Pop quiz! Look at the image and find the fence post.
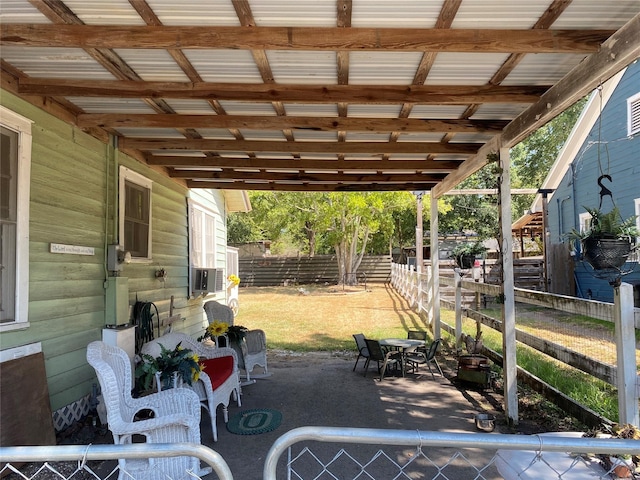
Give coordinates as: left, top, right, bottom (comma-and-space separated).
455, 271, 463, 350
614, 282, 639, 426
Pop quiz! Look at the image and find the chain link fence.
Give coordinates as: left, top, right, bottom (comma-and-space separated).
0, 443, 233, 480
2, 428, 639, 479
265, 427, 640, 480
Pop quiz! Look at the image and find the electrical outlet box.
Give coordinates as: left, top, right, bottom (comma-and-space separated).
105, 277, 129, 327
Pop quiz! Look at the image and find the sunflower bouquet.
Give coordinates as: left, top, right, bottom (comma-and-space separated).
197, 320, 248, 344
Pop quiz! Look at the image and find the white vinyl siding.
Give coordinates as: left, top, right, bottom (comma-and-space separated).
0, 106, 32, 330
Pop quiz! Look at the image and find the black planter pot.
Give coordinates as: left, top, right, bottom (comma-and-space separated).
582, 237, 632, 270
455, 254, 476, 269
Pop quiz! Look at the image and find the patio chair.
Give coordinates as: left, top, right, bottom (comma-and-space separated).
238, 329, 268, 382
363, 338, 402, 381
407, 330, 428, 354
204, 300, 235, 326
352, 333, 370, 371
406, 338, 443, 379
140, 332, 242, 442
87, 341, 210, 479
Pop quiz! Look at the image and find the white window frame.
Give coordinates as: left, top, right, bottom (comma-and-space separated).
628, 91, 640, 136
119, 166, 152, 262
189, 201, 218, 269
578, 211, 592, 234
634, 198, 640, 261
0, 106, 32, 331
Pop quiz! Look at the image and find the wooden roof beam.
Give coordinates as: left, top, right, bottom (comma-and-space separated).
122, 138, 479, 154
169, 170, 448, 183
2, 25, 611, 53
146, 156, 462, 170
19, 80, 547, 103
78, 113, 508, 133
186, 181, 439, 192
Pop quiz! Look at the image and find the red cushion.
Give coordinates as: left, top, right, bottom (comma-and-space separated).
200, 356, 234, 389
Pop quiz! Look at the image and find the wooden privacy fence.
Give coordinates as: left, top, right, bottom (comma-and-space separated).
239, 255, 392, 287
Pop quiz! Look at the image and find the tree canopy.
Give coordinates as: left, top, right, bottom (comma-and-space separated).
228, 99, 587, 268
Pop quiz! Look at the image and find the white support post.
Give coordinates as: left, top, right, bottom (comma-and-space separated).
416, 193, 423, 274
430, 194, 441, 340
614, 282, 639, 426
455, 271, 463, 351
499, 147, 519, 425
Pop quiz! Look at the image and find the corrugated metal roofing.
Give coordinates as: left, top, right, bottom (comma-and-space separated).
1, 0, 638, 193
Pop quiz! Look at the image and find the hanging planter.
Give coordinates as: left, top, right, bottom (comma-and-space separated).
582, 237, 632, 270
569, 207, 638, 271
450, 242, 486, 270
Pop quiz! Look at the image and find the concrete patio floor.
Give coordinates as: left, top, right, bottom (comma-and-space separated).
203, 348, 508, 479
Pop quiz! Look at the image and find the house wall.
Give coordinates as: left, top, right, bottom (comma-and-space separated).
0, 90, 228, 415
546, 60, 640, 302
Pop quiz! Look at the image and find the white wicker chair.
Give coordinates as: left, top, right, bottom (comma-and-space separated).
204, 300, 235, 325
86, 341, 208, 479
237, 329, 268, 382
140, 332, 242, 441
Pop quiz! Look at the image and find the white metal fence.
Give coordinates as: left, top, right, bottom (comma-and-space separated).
263, 427, 640, 480
0, 443, 233, 480
3, 429, 639, 479
390, 261, 640, 425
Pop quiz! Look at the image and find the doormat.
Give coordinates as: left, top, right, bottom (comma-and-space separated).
227, 409, 282, 435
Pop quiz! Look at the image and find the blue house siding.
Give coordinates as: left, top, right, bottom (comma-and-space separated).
546, 59, 640, 302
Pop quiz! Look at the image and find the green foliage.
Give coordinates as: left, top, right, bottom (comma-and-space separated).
135, 342, 201, 391
449, 241, 486, 258
511, 98, 587, 187
568, 206, 639, 242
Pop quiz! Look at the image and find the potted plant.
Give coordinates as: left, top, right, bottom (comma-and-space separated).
569, 206, 638, 270
135, 342, 202, 392
450, 241, 486, 269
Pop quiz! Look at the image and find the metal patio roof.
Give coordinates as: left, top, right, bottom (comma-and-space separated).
1, 1, 639, 195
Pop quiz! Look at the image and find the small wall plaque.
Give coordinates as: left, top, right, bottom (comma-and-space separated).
49, 243, 95, 256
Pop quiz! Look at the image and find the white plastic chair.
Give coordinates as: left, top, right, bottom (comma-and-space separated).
87, 341, 209, 479
140, 332, 242, 441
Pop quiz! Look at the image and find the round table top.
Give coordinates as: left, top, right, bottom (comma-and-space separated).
380, 338, 424, 348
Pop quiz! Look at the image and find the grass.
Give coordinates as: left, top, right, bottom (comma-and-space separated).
235, 284, 620, 422
235, 284, 430, 351
454, 315, 619, 422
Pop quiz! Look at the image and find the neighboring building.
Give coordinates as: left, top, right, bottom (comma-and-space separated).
0, 89, 250, 439
524, 58, 640, 302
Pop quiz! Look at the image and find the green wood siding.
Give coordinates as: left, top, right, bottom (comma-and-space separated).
1, 90, 228, 413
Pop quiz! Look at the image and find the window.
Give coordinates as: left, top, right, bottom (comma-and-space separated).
0, 107, 32, 329
189, 201, 224, 294
119, 166, 152, 260
189, 202, 217, 268
628, 92, 640, 136
633, 198, 640, 262
578, 211, 592, 234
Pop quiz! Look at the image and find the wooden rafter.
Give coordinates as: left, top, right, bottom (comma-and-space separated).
146, 156, 462, 171
18, 80, 547, 103
1, 24, 612, 53
169, 170, 448, 183
77, 114, 508, 133
185, 181, 441, 192
122, 138, 479, 154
